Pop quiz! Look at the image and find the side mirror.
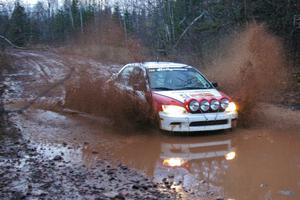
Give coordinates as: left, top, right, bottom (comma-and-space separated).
111, 73, 118, 80
107, 73, 118, 84
212, 82, 218, 88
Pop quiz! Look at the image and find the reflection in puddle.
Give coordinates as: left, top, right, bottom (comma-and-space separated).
154, 139, 235, 198
14, 109, 300, 200
160, 140, 235, 162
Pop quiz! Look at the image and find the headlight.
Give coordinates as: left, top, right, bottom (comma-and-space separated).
210, 99, 220, 111
189, 100, 200, 112
162, 105, 187, 115
220, 98, 230, 109
200, 100, 210, 112
225, 102, 237, 112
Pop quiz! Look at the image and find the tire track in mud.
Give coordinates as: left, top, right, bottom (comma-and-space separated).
4, 49, 117, 113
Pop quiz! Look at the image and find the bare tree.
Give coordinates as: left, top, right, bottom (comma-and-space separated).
173, 12, 205, 49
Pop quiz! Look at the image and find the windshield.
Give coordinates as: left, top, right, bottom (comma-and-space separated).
148, 67, 213, 91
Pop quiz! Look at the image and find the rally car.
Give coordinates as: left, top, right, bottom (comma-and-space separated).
109, 62, 238, 132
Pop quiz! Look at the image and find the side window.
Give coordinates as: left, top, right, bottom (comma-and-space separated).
117, 66, 134, 86
117, 66, 147, 91
128, 67, 145, 87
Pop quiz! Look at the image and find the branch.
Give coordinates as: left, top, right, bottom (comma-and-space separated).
0, 35, 25, 49
173, 12, 205, 49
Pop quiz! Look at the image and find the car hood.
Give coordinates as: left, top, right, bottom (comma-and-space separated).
153, 89, 222, 103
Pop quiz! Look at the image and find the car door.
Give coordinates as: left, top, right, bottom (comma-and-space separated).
114, 65, 148, 102
114, 65, 134, 91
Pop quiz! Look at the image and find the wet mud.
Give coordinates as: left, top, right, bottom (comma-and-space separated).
1, 49, 300, 200
0, 129, 177, 200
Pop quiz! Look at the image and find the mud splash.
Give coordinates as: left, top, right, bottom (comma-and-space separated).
63, 23, 292, 129
206, 23, 288, 126
64, 71, 156, 130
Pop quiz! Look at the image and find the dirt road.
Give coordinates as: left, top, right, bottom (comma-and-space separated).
1, 49, 300, 200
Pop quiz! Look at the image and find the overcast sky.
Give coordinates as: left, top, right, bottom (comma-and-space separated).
0, 0, 120, 7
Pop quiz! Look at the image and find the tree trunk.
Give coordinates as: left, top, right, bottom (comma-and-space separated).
79, 3, 83, 33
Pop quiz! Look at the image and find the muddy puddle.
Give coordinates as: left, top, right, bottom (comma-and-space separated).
3, 49, 300, 199
9, 108, 300, 200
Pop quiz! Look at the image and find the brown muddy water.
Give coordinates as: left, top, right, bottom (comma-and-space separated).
3, 44, 299, 199
9, 107, 300, 200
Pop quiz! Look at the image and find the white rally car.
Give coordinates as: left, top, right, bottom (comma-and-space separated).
109, 62, 238, 132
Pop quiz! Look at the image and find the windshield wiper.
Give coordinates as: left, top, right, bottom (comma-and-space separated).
152, 87, 174, 91
176, 86, 208, 90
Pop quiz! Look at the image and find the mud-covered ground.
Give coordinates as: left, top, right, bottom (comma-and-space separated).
0, 50, 180, 200
0, 118, 181, 200
1, 49, 300, 200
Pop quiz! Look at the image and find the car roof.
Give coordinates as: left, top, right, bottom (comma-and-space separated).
127, 62, 190, 69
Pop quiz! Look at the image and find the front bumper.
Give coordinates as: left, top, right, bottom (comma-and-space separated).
159, 111, 238, 132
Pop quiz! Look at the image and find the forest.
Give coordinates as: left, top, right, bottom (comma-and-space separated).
1, 0, 300, 66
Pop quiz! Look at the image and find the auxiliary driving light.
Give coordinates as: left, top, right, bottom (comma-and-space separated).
210, 99, 220, 111
220, 98, 230, 109
200, 100, 210, 112
189, 100, 200, 112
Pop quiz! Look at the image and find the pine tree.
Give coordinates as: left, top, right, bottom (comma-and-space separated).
8, 2, 29, 46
